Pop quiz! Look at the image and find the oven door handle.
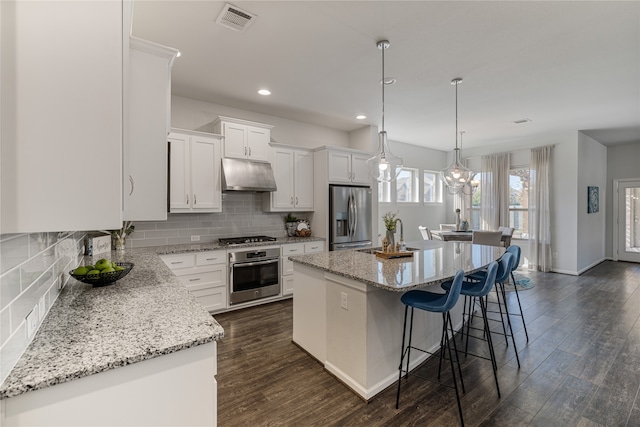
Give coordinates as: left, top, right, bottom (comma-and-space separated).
232, 259, 279, 268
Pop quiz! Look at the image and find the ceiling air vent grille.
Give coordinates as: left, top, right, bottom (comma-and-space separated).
216, 4, 256, 32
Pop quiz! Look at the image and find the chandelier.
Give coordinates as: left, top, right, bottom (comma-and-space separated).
366, 40, 402, 183
439, 78, 476, 195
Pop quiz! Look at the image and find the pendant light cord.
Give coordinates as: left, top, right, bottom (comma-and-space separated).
381, 43, 385, 134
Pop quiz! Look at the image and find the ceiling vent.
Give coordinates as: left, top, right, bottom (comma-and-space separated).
216, 4, 256, 32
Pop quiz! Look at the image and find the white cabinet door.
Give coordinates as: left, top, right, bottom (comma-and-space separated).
125, 37, 178, 221
168, 131, 222, 213
191, 137, 220, 211
247, 127, 270, 162
168, 134, 190, 211
222, 122, 247, 160
271, 148, 295, 210
327, 151, 353, 184
294, 150, 314, 210
350, 153, 372, 185
1, 0, 126, 233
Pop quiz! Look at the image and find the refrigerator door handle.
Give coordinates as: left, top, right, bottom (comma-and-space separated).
348, 193, 355, 236
352, 191, 358, 238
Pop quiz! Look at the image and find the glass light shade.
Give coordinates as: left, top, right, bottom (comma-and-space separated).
440, 149, 474, 193
367, 131, 403, 183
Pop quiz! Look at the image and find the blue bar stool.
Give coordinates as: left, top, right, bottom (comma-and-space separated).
441, 260, 501, 398
395, 270, 466, 426
467, 252, 521, 368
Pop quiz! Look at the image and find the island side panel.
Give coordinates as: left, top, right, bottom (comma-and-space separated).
3, 342, 217, 426
292, 264, 327, 363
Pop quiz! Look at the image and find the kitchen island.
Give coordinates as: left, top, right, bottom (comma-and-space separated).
0, 248, 223, 426
289, 240, 504, 400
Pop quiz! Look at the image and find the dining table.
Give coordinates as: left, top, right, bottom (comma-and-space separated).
431, 229, 512, 247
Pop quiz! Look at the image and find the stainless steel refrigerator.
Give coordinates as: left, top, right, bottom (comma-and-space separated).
329, 185, 372, 251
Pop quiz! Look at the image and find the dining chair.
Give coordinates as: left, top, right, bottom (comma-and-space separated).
440, 224, 457, 231
472, 230, 502, 246
498, 226, 514, 247
418, 226, 432, 240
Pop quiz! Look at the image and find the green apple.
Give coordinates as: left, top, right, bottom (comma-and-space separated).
95, 259, 112, 271
100, 267, 115, 274
72, 266, 90, 276
114, 265, 124, 271
86, 269, 101, 278
111, 261, 117, 268
84, 265, 95, 271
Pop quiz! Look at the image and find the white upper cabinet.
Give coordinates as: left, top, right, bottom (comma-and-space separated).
212, 116, 272, 162
168, 130, 222, 213
124, 37, 179, 221
327, 150, 371, 185
265, 144, 313, 212
1, 0, 129, 232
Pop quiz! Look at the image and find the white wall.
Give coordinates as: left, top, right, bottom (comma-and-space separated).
576, 132, 608, 273
605, 142, 640, 258
171, 95, 350, 149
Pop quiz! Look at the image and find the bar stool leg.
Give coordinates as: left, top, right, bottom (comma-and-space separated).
494, 287, 509, 345
395, 306, 409, 409
497, 282, 521, 368
479, 297, 501, 397
447, 310, 465, 394
443, 312, 465, 427
510, 271, 529, 342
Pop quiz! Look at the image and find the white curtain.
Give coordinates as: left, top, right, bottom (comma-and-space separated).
480, 153, 510, 230
529, 146, 552, 272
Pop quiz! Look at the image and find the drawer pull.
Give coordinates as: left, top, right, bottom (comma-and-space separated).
171, 261, 184, 265
189, 278, 201, 282
290, 249, 298, 252
206, 258, 217, 261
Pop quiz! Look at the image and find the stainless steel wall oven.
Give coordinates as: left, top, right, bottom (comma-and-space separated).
227, 247, 280, 305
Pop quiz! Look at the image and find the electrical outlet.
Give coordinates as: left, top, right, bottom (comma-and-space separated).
26, 305, 39, 339
191, 235, 200, 242
552, 252, 558, 259
38, 296, 46, 321
341, 292, 348, 310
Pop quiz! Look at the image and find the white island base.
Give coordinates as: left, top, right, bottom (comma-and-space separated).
293, 264, 464, 400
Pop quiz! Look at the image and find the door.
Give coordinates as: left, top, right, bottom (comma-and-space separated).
222, 122, 247, 159
350, 153, 372, 185
327, 151, 353, 184
351, 186, 373, 243
271, 148, 294, 210
191, 137, 221, 211
246, 127, 270, 162
294, 150, 314, 209
168, 134, 190, 211
330, 186, 352, 246
616, 179, 640, 263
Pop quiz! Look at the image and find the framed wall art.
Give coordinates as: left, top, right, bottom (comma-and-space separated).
588, 186, 599, 213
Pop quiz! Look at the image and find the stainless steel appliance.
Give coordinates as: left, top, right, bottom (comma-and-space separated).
329, 184, 373, 251
218, 235, 277, 245
225, 243, 280, 305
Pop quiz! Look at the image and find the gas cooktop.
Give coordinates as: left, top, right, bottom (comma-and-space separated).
218, 236, 277, 245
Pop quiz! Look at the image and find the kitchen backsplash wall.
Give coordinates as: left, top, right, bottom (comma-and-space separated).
0, 231, 84, 384
129, 192, 314, 248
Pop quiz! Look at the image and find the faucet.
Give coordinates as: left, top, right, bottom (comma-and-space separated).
396, 218, 406, 251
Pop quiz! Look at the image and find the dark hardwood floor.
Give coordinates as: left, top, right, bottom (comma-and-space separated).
214, 261, 640, 426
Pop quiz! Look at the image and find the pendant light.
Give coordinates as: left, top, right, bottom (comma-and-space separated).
367, 40, 402, 183
440, 78, 474, 194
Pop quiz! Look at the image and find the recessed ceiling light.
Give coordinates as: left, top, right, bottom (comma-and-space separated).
356, 115, 366, 120
258, 89, 271, 96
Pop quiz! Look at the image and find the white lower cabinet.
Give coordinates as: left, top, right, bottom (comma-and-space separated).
281, 241, 325, 296
1, 342, 217, 426
161, 250, 228, 313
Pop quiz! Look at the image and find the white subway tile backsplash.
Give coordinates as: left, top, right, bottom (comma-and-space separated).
0, 231, 83, 385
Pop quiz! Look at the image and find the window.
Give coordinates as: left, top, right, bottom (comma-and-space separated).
468, 172, 484, 230
423, 171, 442, 203
509, 168, 529, 239
378, 180, 391, 203
396, 167, 419, 203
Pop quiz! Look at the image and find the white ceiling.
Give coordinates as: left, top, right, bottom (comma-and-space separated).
131, 1, 640, 152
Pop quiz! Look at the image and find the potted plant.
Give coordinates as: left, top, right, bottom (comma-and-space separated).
284, 213, 298, 237
382, 211, 399, 250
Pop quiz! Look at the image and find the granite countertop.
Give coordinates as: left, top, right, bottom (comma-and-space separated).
0, 248, 223, 400
154, 235, 325, 255
289, 240, 505, 292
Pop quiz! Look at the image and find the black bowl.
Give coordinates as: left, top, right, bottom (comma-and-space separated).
69, 262, 134, 287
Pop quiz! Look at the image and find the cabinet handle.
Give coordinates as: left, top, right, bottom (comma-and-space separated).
249, 147, 252, 156
290, 249, 298, 252
186, 194, 189, 205
128, 175, 134, 196
290, 196, 294, 205
189, 278, 201, 282
206, 258, 218, 261
194, 194, 197, 205
171, 261, 184, 265
295, 196, 299, 205
244, 147, 247, 156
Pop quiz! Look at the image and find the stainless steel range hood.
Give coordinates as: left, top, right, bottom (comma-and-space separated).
221, 158, 277, 192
